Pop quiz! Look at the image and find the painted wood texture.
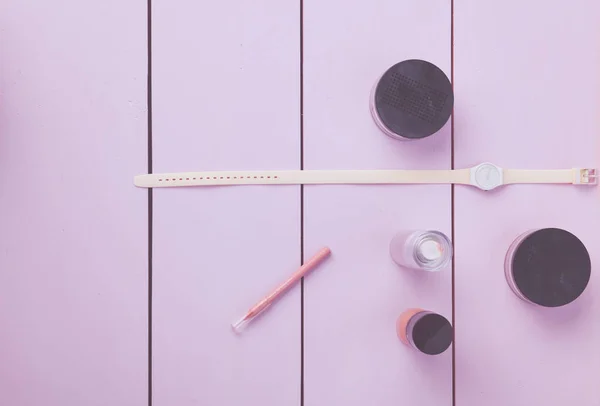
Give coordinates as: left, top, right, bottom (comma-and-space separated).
151, 0, 301, 405
302, 1, 453, 405
0, 1, 148, 405
3, 1, 600, 405
454, 1, 600, 405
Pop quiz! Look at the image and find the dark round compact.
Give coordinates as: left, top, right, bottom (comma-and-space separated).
370, 59, 454, 140
410, 313, 453, 355
506, 228, 591, 307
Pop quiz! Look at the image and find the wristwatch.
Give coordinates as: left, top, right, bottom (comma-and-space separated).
133, 163, 597, 191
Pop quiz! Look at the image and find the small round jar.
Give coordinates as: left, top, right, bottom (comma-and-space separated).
396, 308, 453, 355
370, 59, 453, 140
390, 230, 453, 272
505, 228, 591, 307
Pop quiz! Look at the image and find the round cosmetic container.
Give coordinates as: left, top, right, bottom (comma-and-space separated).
505, 227, 591, 307
396, 308, 453, 355
370, 59, 453, 140
390, 230, 453, 272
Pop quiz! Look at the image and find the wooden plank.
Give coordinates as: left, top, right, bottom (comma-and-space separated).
303, 1, 453, 405
454, 1, 600, 404
0, 2, 148, 405
151, 0, 301, 405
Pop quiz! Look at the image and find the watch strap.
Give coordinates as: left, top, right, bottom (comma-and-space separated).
503, 168, 596, 185
134, 168, 472, 188
134, 165, 597, 190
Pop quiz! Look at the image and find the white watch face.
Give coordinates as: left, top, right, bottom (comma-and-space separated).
473, 163, 503, 190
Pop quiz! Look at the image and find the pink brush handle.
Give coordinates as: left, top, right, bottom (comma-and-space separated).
247, 247, 331, 317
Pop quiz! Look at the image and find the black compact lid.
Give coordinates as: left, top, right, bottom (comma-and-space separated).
512, 228, 591, 307
412, 313, 453, 355
373, 59, 453, 139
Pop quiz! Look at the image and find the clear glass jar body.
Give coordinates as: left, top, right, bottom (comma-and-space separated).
390, 230, 453, 272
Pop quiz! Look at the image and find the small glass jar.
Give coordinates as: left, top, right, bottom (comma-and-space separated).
396, 308, 453, 355
369, 59, 453, 141
505, 227, 591, 307
390, 230, 453, 272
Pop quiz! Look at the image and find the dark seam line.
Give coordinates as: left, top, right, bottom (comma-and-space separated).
450, 0, 456, 405
299, 0, 305, 404
147, 0, 153, 405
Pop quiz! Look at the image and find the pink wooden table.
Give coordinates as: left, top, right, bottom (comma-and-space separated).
0, 1, 599, 405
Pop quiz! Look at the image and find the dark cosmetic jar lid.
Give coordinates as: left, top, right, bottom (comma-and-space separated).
372, 59, 454, 139
411, 313, 453, 355
511, 228, 591, 307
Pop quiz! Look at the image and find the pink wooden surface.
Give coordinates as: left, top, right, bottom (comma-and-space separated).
3, 1, 600, 405
151, 0, 301, 405
0, 1, 148, 405
454, 1, 600, 405
303, 1, 452, 405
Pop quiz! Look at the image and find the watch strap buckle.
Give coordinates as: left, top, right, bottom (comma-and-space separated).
574, 168, 597, 185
